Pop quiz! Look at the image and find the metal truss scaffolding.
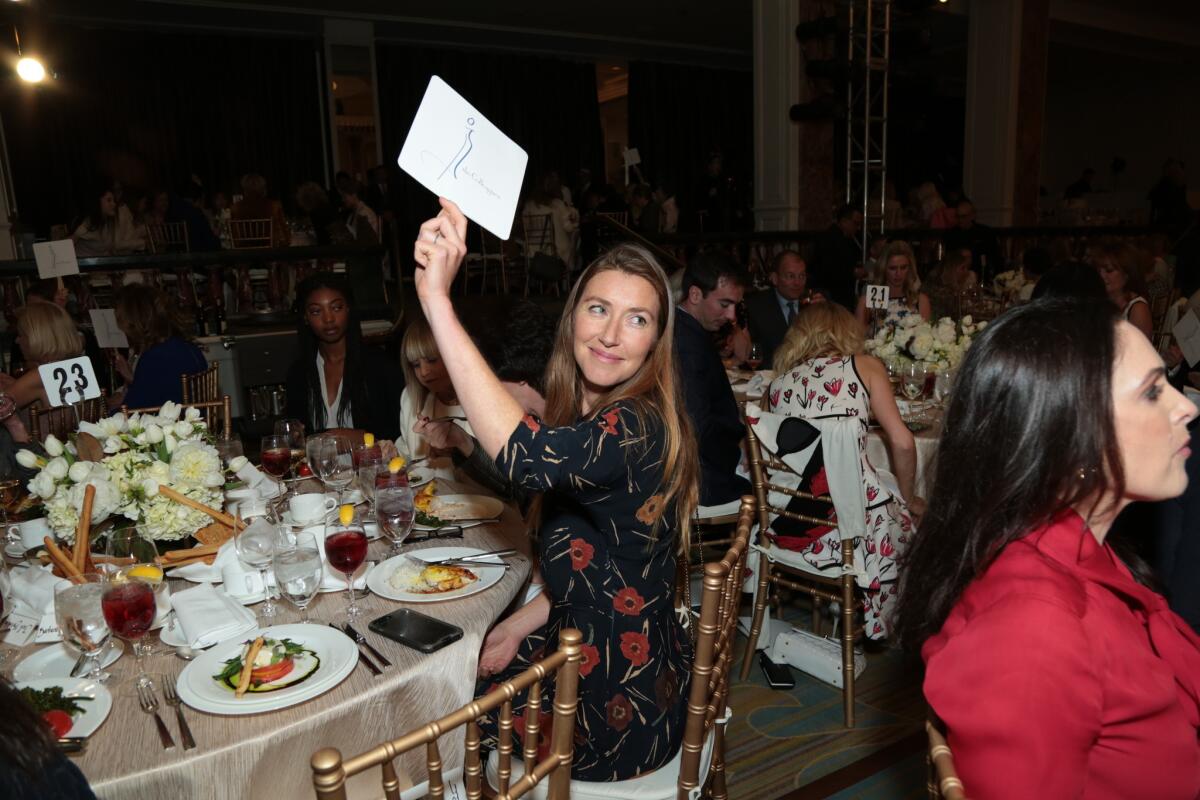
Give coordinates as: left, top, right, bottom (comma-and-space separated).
844, 0, 892, 262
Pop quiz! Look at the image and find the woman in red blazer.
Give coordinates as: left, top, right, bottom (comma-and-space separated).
894, 298, 1200, 800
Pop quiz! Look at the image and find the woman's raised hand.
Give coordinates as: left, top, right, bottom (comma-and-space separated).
413, 197, 469, 301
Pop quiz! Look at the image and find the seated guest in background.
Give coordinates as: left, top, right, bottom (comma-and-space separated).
71, 184, 144, 256
397, 316, 476, 482
675, 251, 751, 514
522, 171, 579, 270
855, 240, 931, 329
415, 299, 556, 506
167, 180, 221, 252
335, 174, 380, 243
413, 201, 696, 780
0, 301, 90, 442
766, 302, 919, 636
746, 249, 809, 366
0, 678, 96, 799
1018, 246, 1052, 302
894, 298, 1200, 799
110, 284, 205, 410
924, 249, 977, 320
654, 181, 679, 233
295, 181, 339, 246
284, 272, 402, 441
1093, 242, 1153, 338
811, 203, 864, 310
629, 183, 661, 236
943, 200, 1001, 283
231, 173, 289, 248
22, 280, 110, 395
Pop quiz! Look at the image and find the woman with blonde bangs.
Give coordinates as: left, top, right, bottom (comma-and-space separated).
397, 316, 476, 482
412, 198, 697, 780
0, 302, 89, 442
855, 240, 931, 329
760, 301, 921, 637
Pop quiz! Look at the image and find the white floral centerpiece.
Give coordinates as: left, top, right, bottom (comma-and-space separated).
865, 314, 985, 370
16, 401, 226, 543
993, 269, 1027, 301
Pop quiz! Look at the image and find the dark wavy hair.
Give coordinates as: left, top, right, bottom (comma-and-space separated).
892, 298, 1126, 651
293, 272, 368, 431
0, 678, 58, 779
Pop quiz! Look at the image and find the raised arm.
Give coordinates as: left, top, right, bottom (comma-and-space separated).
412, 199, 524, 459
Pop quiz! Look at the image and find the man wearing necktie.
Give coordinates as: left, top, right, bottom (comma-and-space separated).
746, 250, 810, 367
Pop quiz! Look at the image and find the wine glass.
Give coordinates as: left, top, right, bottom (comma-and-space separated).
375, 484, 415, 556
324, 507, 367, 621
901, 363, 927, 403
213, 434, 244, 466
259, 434, 291, 480
273, 419, 306, 477
234, 519, 278, 620
0, 479, 20, 528
313, 437, 354, 503
746, 342, 763, 371
107, 530, 168, 655
273, 532, 323, 623
55, 574, 112, 683
932, 369, 954, 409
101, 579, 156, 689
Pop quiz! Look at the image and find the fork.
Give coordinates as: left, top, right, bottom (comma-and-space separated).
160, 679, 196, 750
408, 548, 518, 565
137, 683, 176, 750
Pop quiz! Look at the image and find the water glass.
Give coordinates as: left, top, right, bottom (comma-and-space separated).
55, 574, 112, 683
273, 532, 323, 623
375, 484, 415, 556
932, 369, 954, 408
234, 520, 278, 620
312, 438, 354, 502
901, 363, 927, 403
214, 435, 245, 466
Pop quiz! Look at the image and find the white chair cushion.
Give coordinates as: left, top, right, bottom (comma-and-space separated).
484, 709, 731, 800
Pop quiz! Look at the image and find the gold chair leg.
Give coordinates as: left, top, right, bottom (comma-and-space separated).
739, 551, 772, 679
841, 554, 856, 728
811, 596, 821, 637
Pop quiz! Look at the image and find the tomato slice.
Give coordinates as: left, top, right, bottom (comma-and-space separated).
250, 657, 294, 685
43, 710, 73, 738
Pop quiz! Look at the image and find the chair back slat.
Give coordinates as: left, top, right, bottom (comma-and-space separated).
522, 680, 543, 768
181, 363, 221, 405
496, 698, 514, 796
29, 392, 109, 443
229, 218, 273, 250
146, 221, 190, 254
311, 629, 582, 800
464, 721, 483, 799
381, 760, 401, 800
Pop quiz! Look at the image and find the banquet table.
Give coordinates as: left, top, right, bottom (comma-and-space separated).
865, 412, 941, 498
5, 509, 531, 800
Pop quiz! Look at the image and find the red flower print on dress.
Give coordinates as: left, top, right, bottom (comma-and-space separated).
848, 383, 859, 398
810, 539, 824, 555
866, 485, 879, 502
619, 631, 650, 666
635, 494, 665, 526
769, 389, 781, 408
606, 694, 633, 731
613, 586, 646, 616
654, 666, 679, 711
599, 408, 620, 435
569, 538, 595, 571
746, 415, 760, 426
579, 643, 601, 678
879, 535, 894, 558
783, 389, 793, 404
823, 378, 843, 396
522, 415, 541, 433
809, 468, 830, 497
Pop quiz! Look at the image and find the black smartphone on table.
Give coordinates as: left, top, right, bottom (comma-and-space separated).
369, 609, 463, 653
759, 651, 796, 690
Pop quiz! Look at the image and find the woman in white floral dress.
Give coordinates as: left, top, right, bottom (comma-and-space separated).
757, 302, 923, 638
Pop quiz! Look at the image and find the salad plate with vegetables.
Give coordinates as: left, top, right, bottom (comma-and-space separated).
16, 678, 112, 738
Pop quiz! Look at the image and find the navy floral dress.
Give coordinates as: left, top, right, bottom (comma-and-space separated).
477, 401, 692, 781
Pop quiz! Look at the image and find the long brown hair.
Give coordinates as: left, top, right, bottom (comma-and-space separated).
536, 243, 698, 549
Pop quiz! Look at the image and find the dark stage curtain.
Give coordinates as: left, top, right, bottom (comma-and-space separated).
2, 27, 324, 235
627, 61, 753, 231
375, 44, 604, 241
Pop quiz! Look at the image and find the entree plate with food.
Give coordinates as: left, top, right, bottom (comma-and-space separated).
14, 641, 125, 681
16, 677, 112, 738
367, 547, 506, 603
175, 624, 357, 715
413, 492, 505, 531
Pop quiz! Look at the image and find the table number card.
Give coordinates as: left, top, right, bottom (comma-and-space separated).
89, 308, 129, 349
1174, 309, 1200, 367
33, 239, 80, 280
397, 75, 528, 240
38, 356, 101, 407
865, 285, 890, 310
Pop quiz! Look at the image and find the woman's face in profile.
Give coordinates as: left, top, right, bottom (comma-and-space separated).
571, 269, 660, 404
100, 192, 117, 218
1096, 257, 1125, 295
411, 355, 453, 398
1111, 322, 1197, 502
304, 288, 349, 345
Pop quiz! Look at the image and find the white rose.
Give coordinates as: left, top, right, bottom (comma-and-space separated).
961, 315, 974, 327
203, 472, 225, 488
43, 434, 64, 457
141, 478, 160, 497
149, 461, 171, 481
901, 314, 922, 329
68, 461, 92, 483
29, 472, 56, 499
935, 323, 956, 344
158, 401, 181, 422
909, 333, 934, 359
173, 421, 192, 438
44, 457, 69, 480
15, 449, 39, 469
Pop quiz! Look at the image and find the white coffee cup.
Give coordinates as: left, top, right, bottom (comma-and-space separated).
289, 493, 336, 525
8, 517, 51, 551
221, 561, 266, 598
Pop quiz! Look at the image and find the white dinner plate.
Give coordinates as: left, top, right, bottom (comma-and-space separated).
175, 623, 357, 715
414, 495, 505, 531
14, 640, 125, 681
367, 547, 506, 603
14, 677, 113, 738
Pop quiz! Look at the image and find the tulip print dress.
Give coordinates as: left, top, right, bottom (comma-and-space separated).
763, 355, 913, 638
477, 401, 692, 781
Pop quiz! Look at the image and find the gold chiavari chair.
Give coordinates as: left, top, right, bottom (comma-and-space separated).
738, 415, 866, 727
926, 712, 968, 799
487, 499, 754, 800
28, 392, 109, 442
180, 363, 220, 405
228, 219, 274, 250
121, 396, 232, 440
145, 221, 190, 254
310, 628, 583, 800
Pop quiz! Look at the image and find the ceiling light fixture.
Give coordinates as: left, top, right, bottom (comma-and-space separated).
16, 55, 44, 82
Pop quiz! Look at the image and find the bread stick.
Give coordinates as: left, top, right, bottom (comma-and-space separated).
43, 536, 83, 581
235, 637, 265, 697
73, 485, 96, 572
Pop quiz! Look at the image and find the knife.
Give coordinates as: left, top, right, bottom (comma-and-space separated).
343, 624, 392, 669
69, 651, 90, 679
328, 623, 381, 675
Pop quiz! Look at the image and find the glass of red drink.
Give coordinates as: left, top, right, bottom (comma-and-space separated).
260, 435, 292, 479
101, 580, 156, 688
324, 507, 368, 621
273, 419, 306, 477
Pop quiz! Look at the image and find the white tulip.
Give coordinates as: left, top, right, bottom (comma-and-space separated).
173, 421, 192, 438
68, 461, 92, 483
43, 434, 64, 457
15, 449, 39, 469
203, 473, 225, 488
44, 457, 69, 480
184, 407, 202, 422
158, 401, 181, 422
102, 436, 123, 454
229, 456, 248, 472
145, 424, 164, 444
29, 472, 56, 499
164, 435, 177, 454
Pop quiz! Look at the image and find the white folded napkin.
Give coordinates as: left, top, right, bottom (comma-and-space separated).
171, 582, 258, 648
4, 564, 68, 644
310, 526, 368, 591
167, 539, 239, 583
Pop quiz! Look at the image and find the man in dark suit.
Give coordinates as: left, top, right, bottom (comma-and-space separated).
674, 251, 751, 512
810, 203, 863, 310
745, 250, 808, 367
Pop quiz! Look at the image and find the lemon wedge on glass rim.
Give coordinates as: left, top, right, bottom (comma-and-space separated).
125, 564, 164, 584
338, 504, 355, 526
363, 432, 375, 446
387, 456, 406, 474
